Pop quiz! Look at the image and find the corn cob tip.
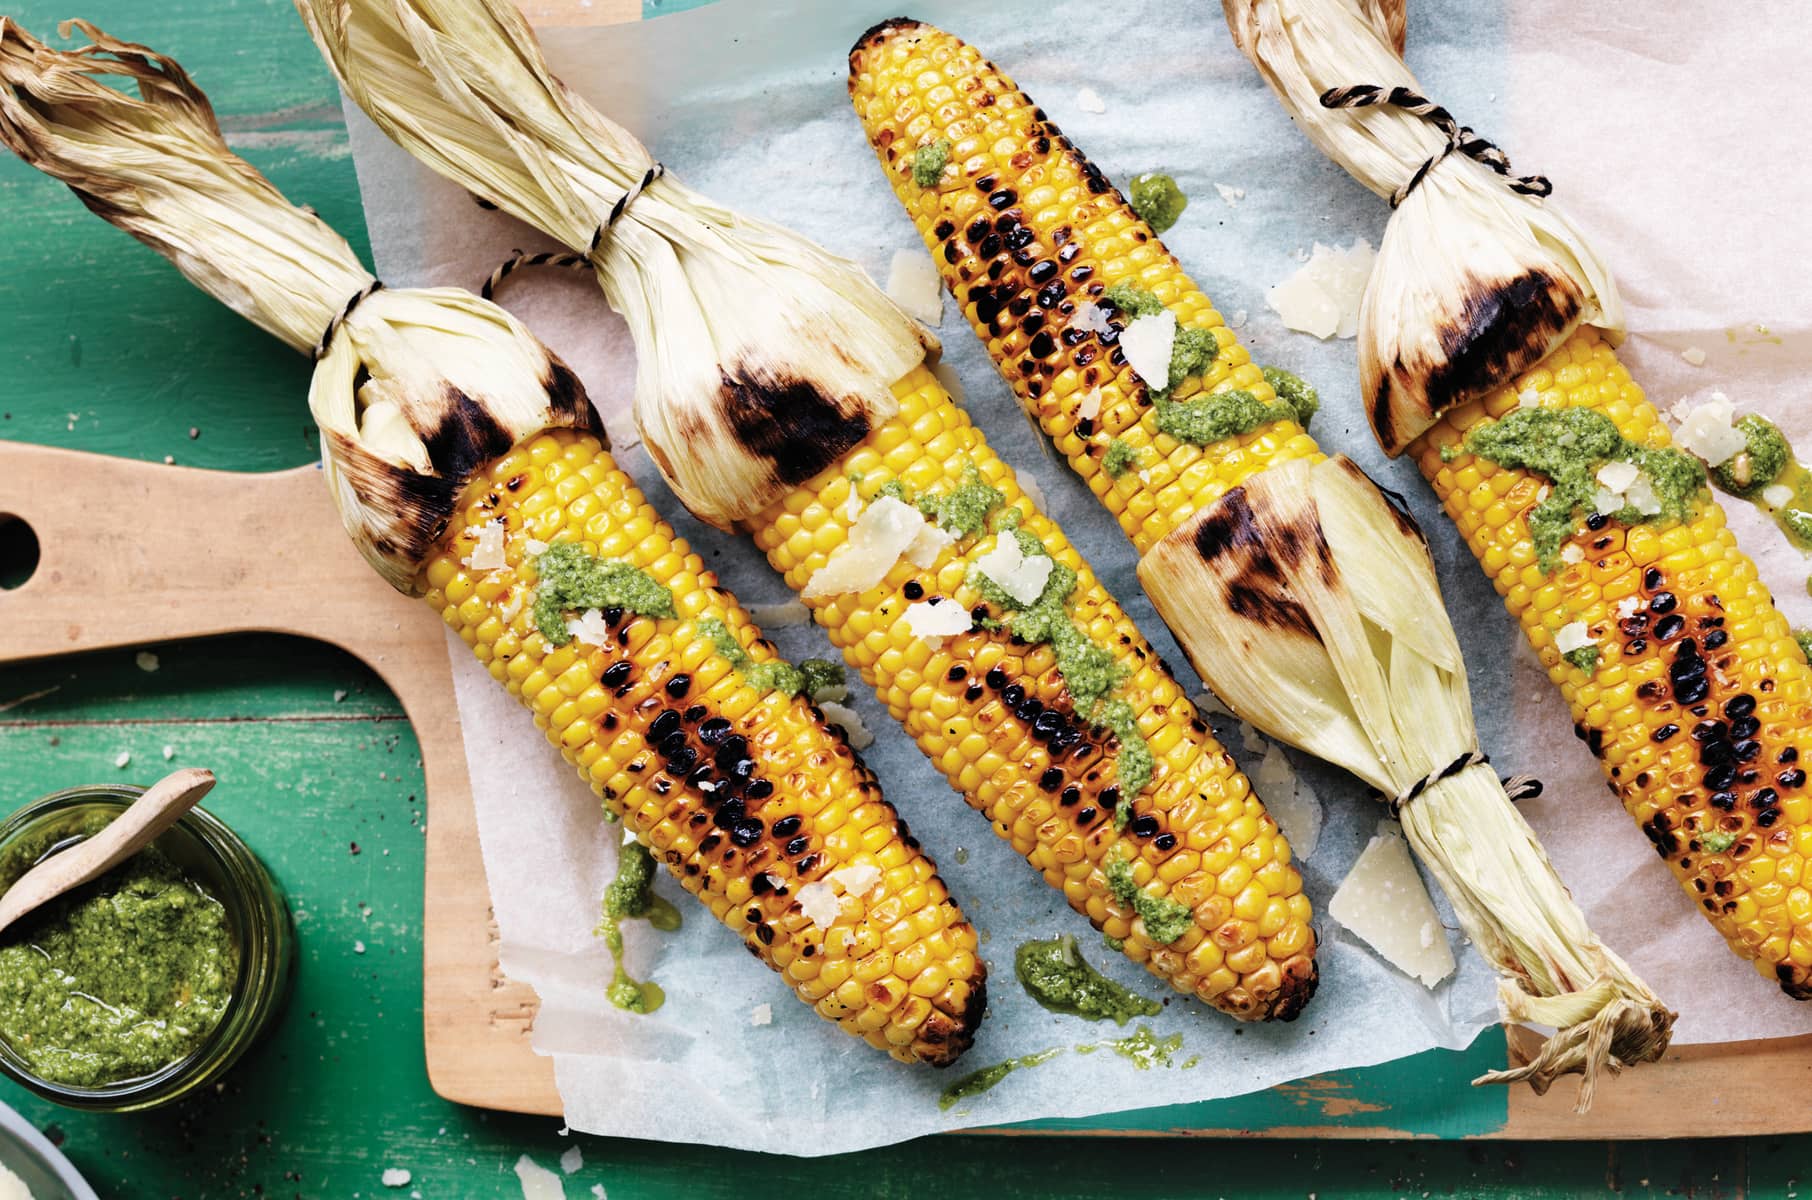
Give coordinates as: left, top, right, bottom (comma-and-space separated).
851, 16, 925, 61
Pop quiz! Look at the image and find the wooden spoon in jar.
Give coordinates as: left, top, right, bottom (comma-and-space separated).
0, 767, 216, 937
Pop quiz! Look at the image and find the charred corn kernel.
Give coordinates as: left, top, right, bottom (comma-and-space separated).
422, 428, 984, 1062
747, 364, 1318, 1021
1415, 327, 1812, 999
850, 20, 1321, 555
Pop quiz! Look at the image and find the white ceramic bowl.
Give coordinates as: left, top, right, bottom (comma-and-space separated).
0, 1102, 96, 1200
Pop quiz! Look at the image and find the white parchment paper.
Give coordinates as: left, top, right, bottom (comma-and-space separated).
342, 0, 1812, 1153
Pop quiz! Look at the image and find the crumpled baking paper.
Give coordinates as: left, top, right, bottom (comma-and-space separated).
341, 0, 1812, 1154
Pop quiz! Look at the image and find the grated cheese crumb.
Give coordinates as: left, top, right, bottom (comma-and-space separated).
749, 1003, 773, 1027
115, 750, 131, 769
382, 1168, 413, 1188
885, 248, 944, 326
1265, 240, 1376, 339
1560, 544, 1585, 566
524, 538, 549, 556
162, 744, 176, 761
565, 608, 613, 647
464, 519, 507, 572
1214, 182, 1245, 208
1763, 483, 1796, 508
1616, 597, 1643, 619
1068, 305, 1114, 337
560, 1146, 583, 1175
1555, 621, 1595, 655
973, 534, 1053, 606
1119, 311, 1178, 387
818, 701, 874, 750
1075, 388, 1104, 422
1595, 461, 1640, 494
1681, 346, 1708, 367
831, 862, 884, 899
1517, 387, 1542, 409
795, 881, 841, 930
1076, 86, 1106, 114
135, 650, 160, 673
903, 598, 972, 645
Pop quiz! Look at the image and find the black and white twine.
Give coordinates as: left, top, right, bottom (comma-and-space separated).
480, 163, 665, 300
1318, 83, 1552, 209
313, 279, 384, 361
1388, 749, 1542, 816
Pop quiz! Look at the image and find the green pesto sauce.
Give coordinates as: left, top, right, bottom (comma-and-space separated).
1128, 173, 1188, 234
937, 1045, 1065, 1110
1014, 934, 1161, 1025
1102, 934, 1124, 952
1716, 415, 1792, 497
1074, 1024, 1185, 1070
912, 139, 951, 188
918, 467, 1002, 538
1451, 408, 1706, 573
1155, 389, 1295, 448
1701, 830, 1738, 854
1158, 327, 1223, 397
1102, 438, 1142, 478
967, 530, 1152, 802
1261, 366, 1320, 429
697, 617, 844, 699
533, 542, 675, 644
597, 841, 681, 1015
0, 829, 236, 1088
1102, 282, 1166, 320
1562, 646, 1601, 675
1104, 853, 1192, 944
877, 479, 910, 503
1796, 629, 1812, 664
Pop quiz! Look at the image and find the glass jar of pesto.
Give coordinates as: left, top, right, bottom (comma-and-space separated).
0, 785, 293, 1112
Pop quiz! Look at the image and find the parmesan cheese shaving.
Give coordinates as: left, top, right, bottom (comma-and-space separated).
749, 1003, 773, 1027
514, 1155, 568, 1200
1253, 742, 1321, 860
1681, 346, 1707, 366
1264, 239, 1375, 339
1075, 387, 1103, 422
1118, 310, 1178, 387
818, 701, 874, 749
1076, 86, 1105, 113
885, 247, 944, 326
1068, 305, 1113, 337
1764, 483, 1796, 508
802, 496, 925, 599
1594, 460, 1639, 493
1672, 394, 1748, 467
1329, 823, 1456, 987
903, 597, 972, 645
904, 521, 955, 569
464, 519, 507, 572
973, 534, 1053, 606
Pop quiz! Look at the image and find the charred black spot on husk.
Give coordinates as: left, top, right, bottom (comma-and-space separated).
326, 430, 460, 587
1422, 267, 1582, 418
542, 356, 606, 443
420, 387, 516, 483
1191, 488, 1321, 642
717, 364, 873, 489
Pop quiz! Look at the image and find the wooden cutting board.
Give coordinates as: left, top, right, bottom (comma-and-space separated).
5, 436, 1812, 1140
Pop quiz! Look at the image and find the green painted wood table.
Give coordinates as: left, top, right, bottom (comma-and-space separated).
1, 0, 1809, 1195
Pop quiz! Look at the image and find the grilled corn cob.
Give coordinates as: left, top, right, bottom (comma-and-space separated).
750, 362, 1317, 1019
852, 19, 1676, 1103
1417, 330, 1812, 995
1223, 0, 1812, 997
300, 0, 1323, 1021
0, 18, 985, 1063
850, 18, 1320, 556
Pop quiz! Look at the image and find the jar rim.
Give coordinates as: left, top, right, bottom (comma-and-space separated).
0, 785, 290, 1108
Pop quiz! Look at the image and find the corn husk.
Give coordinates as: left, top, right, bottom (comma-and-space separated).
0, 19, 597, 592
1140, 456, 1672, 1109
1223, 0, 1623, 454
297, 0, 935, 531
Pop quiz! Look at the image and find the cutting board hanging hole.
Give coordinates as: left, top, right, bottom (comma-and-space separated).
0, 514, 39, 591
